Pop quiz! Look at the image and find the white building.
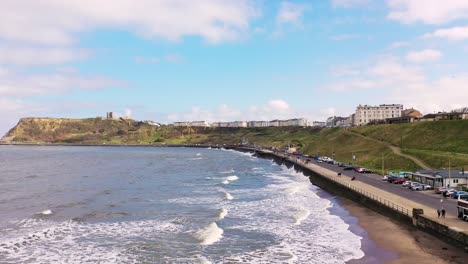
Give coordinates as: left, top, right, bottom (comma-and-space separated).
270, 120, 280, 127
248, 121, 270, 127
280, 118, 308, 127
190, 121, 210, 127
173, 121, 190, 127
354, 104, 403, 126
144, 121, 161, 126
173, 121, 210, 127
312, 121, 326, 127
229, 121, 248, 127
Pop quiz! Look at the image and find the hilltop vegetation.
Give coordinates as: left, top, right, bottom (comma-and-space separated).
2, 117, 468, 173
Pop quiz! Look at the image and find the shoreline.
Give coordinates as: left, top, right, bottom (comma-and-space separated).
338, 197, 466, 264
4, 143, 468, 262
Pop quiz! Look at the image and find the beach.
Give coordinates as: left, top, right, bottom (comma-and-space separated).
340, 198, 467, 264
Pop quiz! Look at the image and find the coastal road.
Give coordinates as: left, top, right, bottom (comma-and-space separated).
308, 159, 460, 217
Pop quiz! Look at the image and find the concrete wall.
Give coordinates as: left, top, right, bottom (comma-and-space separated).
413, 210, 468, 250
254, 151, 412, 223
251, 149, 468, 251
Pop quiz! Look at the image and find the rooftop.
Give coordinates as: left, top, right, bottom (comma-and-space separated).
413, 170, 468, 179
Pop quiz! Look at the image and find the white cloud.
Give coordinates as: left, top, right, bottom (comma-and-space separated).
276, 1, 306, 26
135, 57, 161, 64
405, 49, 442, 63
422, 26, 468, 41
330, 34, 358, 41
0, 0, 259, 46
331, 0, 370, 8
0, 68, 124, 97
330, 66, 360, 77
388, 41, 410, 49
387, 0, 468, 24
324, 57, 468, 113
0, 46, 88, 66
168, 100, 297, 123
328, 79, 375, 91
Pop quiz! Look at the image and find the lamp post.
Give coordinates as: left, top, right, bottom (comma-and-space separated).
382, 152, 385, 175
448, 158, 451, 188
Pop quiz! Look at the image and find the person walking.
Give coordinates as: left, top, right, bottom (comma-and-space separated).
441, 208, 446, 218
437, 209, 441, 218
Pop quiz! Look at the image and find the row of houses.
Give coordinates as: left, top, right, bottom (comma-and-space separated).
172, 118, 309, 128
315, 104, 468, 127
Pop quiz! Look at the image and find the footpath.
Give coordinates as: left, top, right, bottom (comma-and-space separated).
252, 148, 468, 236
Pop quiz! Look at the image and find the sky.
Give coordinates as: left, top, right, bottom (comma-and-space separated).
1, 0, 468, 135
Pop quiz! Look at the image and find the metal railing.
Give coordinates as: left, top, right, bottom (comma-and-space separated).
272, 150, 413, 217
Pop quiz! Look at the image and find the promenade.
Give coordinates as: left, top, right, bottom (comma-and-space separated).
253, 148, 468, 234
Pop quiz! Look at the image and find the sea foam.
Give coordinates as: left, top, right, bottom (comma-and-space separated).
226, 176, 239, 181
293, 207, 311, 225
36, 210, 52, 216
218, 208, 228, 220
194, 222, 223, 246
224, 192, 233, 200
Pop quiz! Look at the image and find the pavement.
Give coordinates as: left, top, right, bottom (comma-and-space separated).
258, 149, 468, 233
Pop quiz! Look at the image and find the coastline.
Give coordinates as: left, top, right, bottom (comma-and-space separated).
338, 197, 466, 264
4, 144, 468, 262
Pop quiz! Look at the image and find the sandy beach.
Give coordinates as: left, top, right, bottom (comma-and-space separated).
340, 198, 467, 264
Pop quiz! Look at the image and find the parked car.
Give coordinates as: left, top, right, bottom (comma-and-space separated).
360, 168, 373, 173
458, 193, 468, 200
409, 182, 420, 188
402, 181, 413, 187
343, 165, 354, 170
354, 167, 363, 173
393, 178, 408, 184
422, 184, 433, 190
434, 187, 447, 194
452, 191, 467, 199
411, 184, 423, 191
387, 176, 399, 183
443, 189, 457, 197
382, 175, 389, 181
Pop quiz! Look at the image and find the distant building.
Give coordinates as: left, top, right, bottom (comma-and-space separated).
312, 121, 326, 127
326, 116, 346, 127
144, 121, 161, 126
354, 104, 403, 126
173, 121, 190, 127
248, 121, 270, 127
343, 114, 355, 127
402, 108, 423, 118
418, 111, 468, 122
106, 112, 114, 119
280, 118, 308, 127
190, 121, 210, 127
211, 121, 247, 127
270, 120, 280, 127
386, 116, 418, 124
410, 170, 468, 188
173, 121, 210, 127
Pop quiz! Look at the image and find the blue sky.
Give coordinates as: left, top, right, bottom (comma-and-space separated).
1, 0, 468, 135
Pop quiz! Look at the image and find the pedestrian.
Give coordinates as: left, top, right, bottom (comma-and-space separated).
437, 209, 441, 218
441, 208, 446, 218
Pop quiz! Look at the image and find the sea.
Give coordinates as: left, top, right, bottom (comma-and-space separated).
0, 146, 367, 263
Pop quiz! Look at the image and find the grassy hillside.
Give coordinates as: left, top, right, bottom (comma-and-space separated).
2, 118, 468, 173
351, 120, 468, 154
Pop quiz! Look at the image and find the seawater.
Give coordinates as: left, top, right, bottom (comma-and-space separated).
0, 146, 364, 263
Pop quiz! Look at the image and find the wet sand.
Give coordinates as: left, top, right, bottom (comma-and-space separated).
339, 198, 467, 264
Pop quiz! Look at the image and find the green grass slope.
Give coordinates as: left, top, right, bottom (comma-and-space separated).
2, 118, 467, 173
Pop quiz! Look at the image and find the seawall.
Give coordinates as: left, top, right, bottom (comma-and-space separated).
236, 147, 468, 252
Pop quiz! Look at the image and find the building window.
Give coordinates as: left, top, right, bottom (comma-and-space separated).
454, 179, 459, 183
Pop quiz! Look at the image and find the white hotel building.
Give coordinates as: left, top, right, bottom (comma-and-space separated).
354, 104, 403, 126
